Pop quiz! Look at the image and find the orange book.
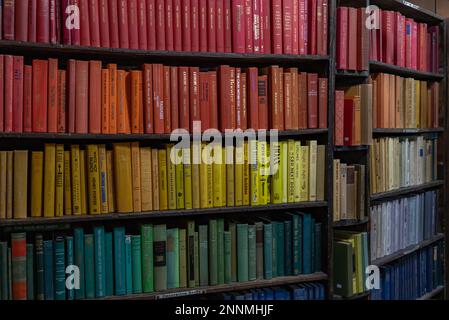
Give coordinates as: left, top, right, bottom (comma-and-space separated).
117, 70, 131, 133
57, 70, 67, 133
209, 71, 218, 129
163, 66, 172, 133
108, 64, 118, 133
388, 74, 395, 128
143, 64, 154, 133
48, 58, 59, 133
75, 60, 89, 133
284, 71, 293, 130
153, 64, 164, 134
101, 69, 110, 133
89, 60, 102, 134
170, 67, 179, 130
131, 70, 143, 134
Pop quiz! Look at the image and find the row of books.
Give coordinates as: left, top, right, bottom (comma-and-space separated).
333, 230, 369, 298
334, 84, 372, 147
370, 136, 437, 194
370, 9, 440, 73
370, 191, 438, 261
0, 140, 326, 219
2, 0, 329, 56
371, 73, 440, 129
336, 7, 368, 71
0, 213, 322, 300
219, 283, 325, 300
332, 160, 366, 223
371, 244, 444, 300
0, 56, 328, 134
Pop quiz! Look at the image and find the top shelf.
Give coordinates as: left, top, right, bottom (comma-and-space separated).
370, 61, 444, 81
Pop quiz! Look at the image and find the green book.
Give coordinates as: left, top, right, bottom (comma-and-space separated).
255, 222, 264, 280
26, 243, 34, 300
94, 226, 106, 298
154, 224, 167, 292
0, 242, 8, 299
272, 222, 278, 278
34, 235, 45, 300
208, 219, 218, 285
198, 225, 209, 287
217, 219, 225, 285
113, 227, 126, 296
43, 240, 54, 300
84, 234, 95, 299
290, 214, 300, 275
276, 221, 285, 277
224, 231, 232, 284
166, 229, 179, 289
237, 224, 249, 282
229, 223, 237, 282
125, 235, 133, 295
248, 224, 256, 281
194, 231, 199, 287
104, 232, 114, 296
73, 228, 85, 299
187, 221, 196, 287
302, 214, 312, 274
284, 220, 292, 276
141, 224, 154, 293
179, 229, 187, 288
333, 240, 354, 297
65, 236, 75, 300
263, 223, 273, 280
131, 235, 143, 294
54, 236, 66, 300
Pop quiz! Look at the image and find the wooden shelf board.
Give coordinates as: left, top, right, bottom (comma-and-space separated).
369, 0, 443, 24
370, 180, 444, 202
373, 128, 444, 135
333, 218, 369, 228
334, 145, 369, 152
370, 61, 444, 81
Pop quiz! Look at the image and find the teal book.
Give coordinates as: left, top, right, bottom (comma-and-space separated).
217, 219, 225, 285
229, 223, 237, 282
43, 240, 54, 300
141, 225, 154, 293
236, 224, 249, 282
125, 235, 133, 295
54, 236, 66, 300
298, 214, 303, 274
272, 222, 278, 278
224, 231, 231, 284
198, 225, 209, 287
314, 223, 322, 272
284, 220, 292, 276
248, 224, 256, 281
131, 235, 143, 294
290, 214, 300, 275
26, 243, 34, 300
154, 224, 167, 291
208, 219, 218, 286
74, 228, 85, 299
276, 222, 285, 277
94, 226, 106, 297
104, 232, 114, 296
84, 234, 95, 299
194, 231, 199, 287
310, 218, 315, 273
113, 227, 126, 296
0, 242, 7, 299
65, 236, 75, 300
263, 223, 273, 280
166, 229, 179, 289
255, 222, 264, 280
302, 214, 312, 274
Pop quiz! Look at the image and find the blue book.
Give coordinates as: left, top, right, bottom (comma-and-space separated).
263, 288, 274, 300
222, 293, 232, 300
263, 223, 273, 280
284, 220, 292, 276
125, 235, 133, 295
276, 222, 285, 277
43, 240, 54, 300
105, 232, 114, 296
113, 227, 126, 296
273, 287, 288, 300
54, 237, 66, 300
65, 236, 75, 300
94, 226, 106, 298
272, 222, 278, 278
235, 293, 245, 300
244, 291, 253, 300
289, 214, 300, 275
302, 214, 312, 274
297, 214, 303, 274
74, 228, 85, 299
291, 285, 307, 300
257, 289, 265, 300
251, 289, 259, 300
84, 234, 95, 299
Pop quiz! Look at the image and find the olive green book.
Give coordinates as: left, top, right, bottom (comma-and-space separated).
198, 225, 209, 286
217, 219, 225, 284
194, 231, 199, 287
237, 223, 249, 282
166, 228, 180, 289
224, 231, 232, 284
208, 219, 218, 285
179, 229, 187, 288
141, 224, 154, 293
229, 223, 237, 282
154, 224, 167, 292
248, 224, 256, 281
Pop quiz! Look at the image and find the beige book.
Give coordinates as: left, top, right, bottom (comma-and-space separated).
151, 149, 160, 210
0, 152, 6, 219
316, 145, 326, 201
140, 147, 153, 211
333, 159, 341, 222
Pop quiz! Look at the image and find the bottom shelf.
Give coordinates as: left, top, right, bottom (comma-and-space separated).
103, 272, 328, 300
333, 291, 370, 300
417, 286, 445, 300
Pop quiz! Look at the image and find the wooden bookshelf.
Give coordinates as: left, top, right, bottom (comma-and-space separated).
370, 180, 445, 202
369, 0, 444, 24
373, 128, 445, 135
333, 218, 369, 228
334, 145, 369, 152
370, 60, 445, 80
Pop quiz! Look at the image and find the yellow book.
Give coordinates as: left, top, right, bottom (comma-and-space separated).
80, 150, 88, 215
226, 146, 235, 207
151, 149, 160, 210
221, 148, 227, 207
106, 150, 116, 213
55, 145, 64, 217
299, 145, 309, 202
249, 141, 259, 206
0, 152, 6, 219
270, 141, 282, 204
191, 144, 201, 209
294, 141, 301, 202
183, 148, 193, 210
98, 145, 109, 214
31, 151, 44, 217
287, 140, 296, 203
6, 151, 12, 219
308, 141, 317, 201
131, 142, 142, 212
206, 150, 213, 208
175, 148, 185, 209
200, 144, 209, 209
64, 151, 72, 216
13, 150, 28, 219
166, 145, 177, 210
316, 145, 326, 201
333, 159, 341, 221
44, 144, 56, 217
71, 145, 82, 215
234, 144, 243, 206
158, 148, 168, 210
140, 147, 153, 211
281, 141, 288, 203
415, 79, 420, 128
113, 143, 133, 213
242, 142, 250, 205
213, 147, 224, 207
86, 145, 101, 215
258, 141, 269, 205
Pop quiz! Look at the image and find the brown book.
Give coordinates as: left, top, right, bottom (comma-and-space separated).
370, 76, 377, 129
347, 8, 357, 71
0, 152, 7, 219
170, 67, 179, 130
355, 164, 366, 220
268, 66, 281, 130
420, 81, 428, 129
339, 163, 347, 220
298, 72, 308, 129
288, 68, 299, 129
395, 76, 404, 128
360, 84, 373, 145
388, 74, 396, 128
283, 71, 293, 130
307, 73, 318, 129
151, 148, 160, 210
357, 8, 369, 71
346, 165, 356, 220
333, 159, 341, 222
318, 78, 328, 129
6, 151, 13, 219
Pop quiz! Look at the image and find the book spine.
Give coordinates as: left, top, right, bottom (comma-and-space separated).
11, 233, 27, 300
141, 225, 154, 293
43, 240, 54, 300
54, 237, 66, 300
73, 228, 85, 299
65, 236, 74, 299
94, 227, 106, 297
26, 243, 34, 300
84, 234, 95, 298
191, 0, 199, 51
271, 0, 282, 54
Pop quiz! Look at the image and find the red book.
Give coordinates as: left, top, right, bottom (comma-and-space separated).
117, 71, 131, 133
75, 60, 89, 133
58, 70, 67, 133
257, 75, 268, 129
68, 59, 76, 133
307, 73, 318, 129
118, 0, 130, 48
207, 0, 216, 52
108, 64, 118, 133
127, 0, 139, 49
316, 0, 322, 55
163, 66, 172, 133
299, 0, 308, 55
209, 71, 218, 129
308, 0, 317, 55
298, 72, 307, 128
235, 68, 242, 128
199, 0, 208, 51
165, 0, 174, 51
147, 0, 157, 50
47, 58, 59, 133
37, 0, 50, 43
289, 69, 299, 129
395, 12, 403, 67
4, 56, 13, 132
178, 67, 190, 130
15, 0, 28, 41
252, 0, 260, 53
232, 0, 246, 53
78, 0, 91, 45
181, 0, 191, 51
108, 0, 120, 48
405, 18, 412, 68
152, 64, 164, 133
61, 0, 71, 44
291, 0, 298, 54
89, 61, 102, 133
240, 72, 247, 130
28, 0, 37, 42
50, 0, 57, 44
143, 64, 154, 133
170, 67, 179, 130
155, 0, 166, 50
224, 0, 232, 52
218, 65, 231, 130
382, 10, 394, 65
173, 0, 183, 51
284, 72, 293, 129
216, 0, 224, 52
191, 0, 199, 51
268, 66, 280, 130
199, 72, 210, 130
137, 0, 148, 49
3, 0, 15, 40
261, 0, 271, 54
23, 65, 33, 132
343, 99, 354, 146
229, 67, 236, 129
247, 68, 258, 129
71, 0, 81, 45
334, 90, 344, 146
12, 56, 23, 133
283, 0, 293, 54
55, 0, 61, 43
271, 0, 282, 54
321, 0, 328, 55
411, 21, 418, 70
347, 7, 357, 71
32, 59, 48, 132
318, 78, 327, 129
357, 8, 369, 71
11, 233, 27, 300
99, 0, 110, 47
336, 7, 348, 69
190, 67, 200, 131
0, 56, 3, 132
244, 0, 253, 53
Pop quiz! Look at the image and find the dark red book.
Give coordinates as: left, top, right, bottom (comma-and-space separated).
147, 0, 157, 50
247, 67, 258, 129
55, 0, 61, 44
199, 0, 208, 51
321, 0, 328, 55
67, 59, 76, 133
343, 99, 354, 146
32, 59, 48, 132
347, 7, 357, 71
252, 0, 260, 53
232, 0, 246, 53
207, 0, 216, 52
240, 72, 247, 130
307, 73, 318, 129
15, 0, 28, 41
3, 0, 15, 40
283, 0, 293, 54
218, 65, 231, 130
47, 58, 59, 133
199, 72, 210, 130
37, 0, 50, 43
118, 0, 130, 48
268, 66, 280, 130
261, 0, 271, 54
357, 8, 369, 71
298, 72, 307, 129
108, 0, 120, 47
61, 0, 71, 44
405, 18, 413, 69
4, 56, 13, 132
216, 0, 224, 52
75, 60, 89, 134
318, 78, 327, 129
191, 0, 199, 51
165, 0, 174, 51
190, 67, 200, 131
152, 64, 164, 134
155, 0, 166, 50
28, 0, 37, 42
308, 0, 317, 55
299, 0, 308, 55
395, 12, 403, 67
50, 0, 57, 44
336, 7, 348, 70
224, 0, 232, 52
334, 90, 344, 146
257, 75, 268, 129
163, 66, 172, 133
283, 72, 293, 130
143, 64, 154, 133
411, 21, 418, 70
289, 69, 298, 129
70, 0, 80, 45
89, 61, 102, 133
12, 56, 24, 132
291, 0, 298, 54
23, 65, 33, 132
170, 67, 179, 130
137, 0, 148, 49
271, 0, 282, 54
235, 68, 242, 129
88, 0, 100, 46
0, 56, 3, 132
173, 0, 182, 51
57, 70, 67, 133
78, 0, 91, 45
244, 0, 253, 53
382, 10, 394, 65
209, 71, 218, 129
99, 0, 110, 47
127, 0, 139, 49
178, 67, 190, 130
0, 2, 2, 40
316, 0, 322, 55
